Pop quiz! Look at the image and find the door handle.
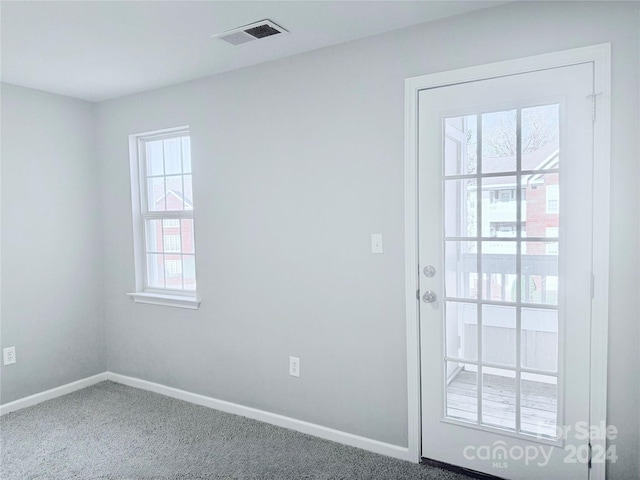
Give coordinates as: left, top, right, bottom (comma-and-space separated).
422, 291, 437, 303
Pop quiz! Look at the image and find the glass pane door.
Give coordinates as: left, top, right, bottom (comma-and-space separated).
442, 105, 561, 439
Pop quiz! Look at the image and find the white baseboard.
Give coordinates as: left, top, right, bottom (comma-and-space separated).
106, 371, 410, 461
0, 371, 410, 461
0, 372, 108, 416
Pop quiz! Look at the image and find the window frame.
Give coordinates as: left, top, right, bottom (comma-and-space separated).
127, 126, 200, 310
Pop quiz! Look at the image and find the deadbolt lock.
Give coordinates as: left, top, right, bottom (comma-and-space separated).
423, 265, 436, 277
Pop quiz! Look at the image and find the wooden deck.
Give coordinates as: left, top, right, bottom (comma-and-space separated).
446, 370, 558, 437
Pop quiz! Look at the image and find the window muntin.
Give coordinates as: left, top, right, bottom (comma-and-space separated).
134, 129, 197, 295
442, 105, 560, 438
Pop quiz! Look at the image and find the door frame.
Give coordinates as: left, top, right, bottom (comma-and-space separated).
404, 44, 611, 479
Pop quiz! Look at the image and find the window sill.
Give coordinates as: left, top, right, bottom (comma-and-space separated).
126, 292, 201, 310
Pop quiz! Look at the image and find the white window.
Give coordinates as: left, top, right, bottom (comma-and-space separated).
163, 235, 181, 253
546, 185, 559, 214
165, 259, 183, 276
546, 227, 559, 254
499, 190, 512, 202
127, 127, 199, 309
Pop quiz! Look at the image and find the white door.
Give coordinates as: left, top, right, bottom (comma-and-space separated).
419, 63, 595, 479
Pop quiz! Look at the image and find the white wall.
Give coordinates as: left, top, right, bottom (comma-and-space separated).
96, 3, 639, 477
1, 83, 106, 402
0, 1, 631, 477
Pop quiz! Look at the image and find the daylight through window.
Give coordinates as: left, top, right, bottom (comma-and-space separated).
131, 128, 197, 297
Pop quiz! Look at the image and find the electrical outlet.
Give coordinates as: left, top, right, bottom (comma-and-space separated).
3, 347, 16, 366
289, 356, 300, 377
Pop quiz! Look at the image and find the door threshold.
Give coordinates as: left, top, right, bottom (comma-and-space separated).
421, 457, 507, 480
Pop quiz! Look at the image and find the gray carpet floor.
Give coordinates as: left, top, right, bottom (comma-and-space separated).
0, 381, 471, 480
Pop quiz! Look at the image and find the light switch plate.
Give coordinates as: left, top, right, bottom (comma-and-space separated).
371, 234, 384, 254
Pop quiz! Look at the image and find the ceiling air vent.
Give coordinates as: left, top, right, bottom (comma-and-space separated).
214, 20, 288, 46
